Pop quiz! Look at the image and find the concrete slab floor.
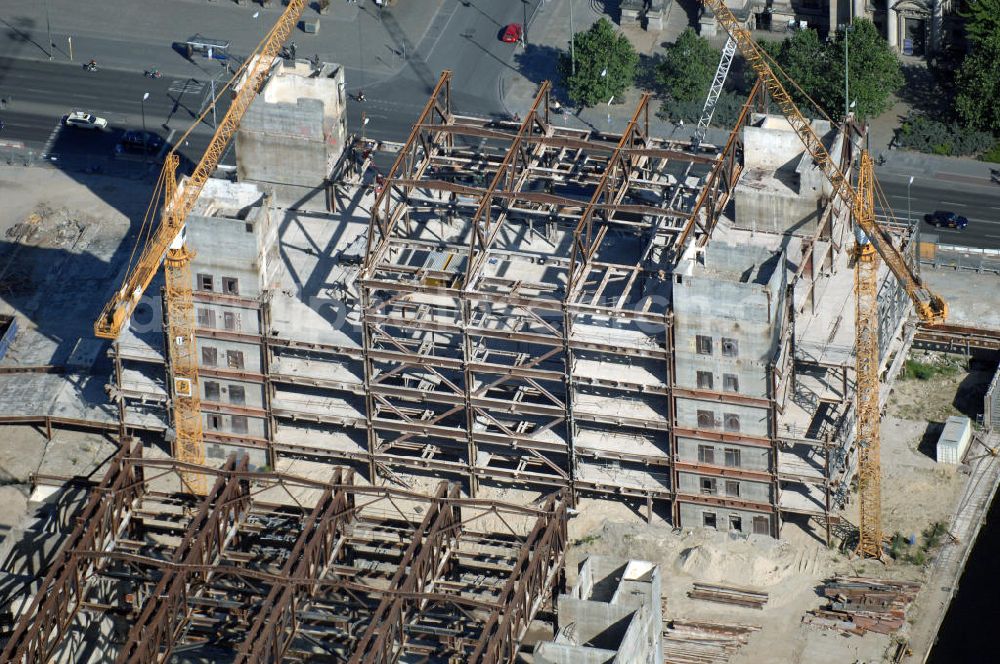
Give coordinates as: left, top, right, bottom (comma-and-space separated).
921, 267, 1000, 329
0, 425, 117, 548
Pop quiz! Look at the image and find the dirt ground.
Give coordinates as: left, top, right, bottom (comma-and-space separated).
888, 352, 994, 423
565, 521, 903, 664
553, 349, 994, 664
0, 163, 148, 368
882, 351, 993, 537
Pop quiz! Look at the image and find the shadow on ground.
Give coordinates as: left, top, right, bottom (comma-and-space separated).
917, 421, 946, 460
895, 64, 957, 122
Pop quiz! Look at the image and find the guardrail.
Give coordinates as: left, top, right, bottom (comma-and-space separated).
919, 242, 1000, 274
913, 323, 1000, 357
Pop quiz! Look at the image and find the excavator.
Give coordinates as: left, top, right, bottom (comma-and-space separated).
94, 0, 306, 494
699, 0, 946, 558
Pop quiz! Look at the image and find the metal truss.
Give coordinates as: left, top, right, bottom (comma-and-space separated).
357, 72, 760, 505
2, 444, 568, 662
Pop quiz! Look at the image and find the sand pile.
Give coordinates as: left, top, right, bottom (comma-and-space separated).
676, 542, 796, 587
581, 521, 809, 591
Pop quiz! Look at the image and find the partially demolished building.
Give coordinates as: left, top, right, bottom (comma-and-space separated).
110, 71, 917, 539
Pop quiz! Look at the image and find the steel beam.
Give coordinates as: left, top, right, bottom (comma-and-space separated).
470, 492, 568, 663
116, 455, 251, 664
236, 469, 355, 663
0, 442, 144, 664
350, 482, 461, 663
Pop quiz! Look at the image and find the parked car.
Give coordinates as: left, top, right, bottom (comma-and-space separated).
924, 210, 969, 230
116, 130, 165, 154
501, 23, 523, 43
64, 111, 108, 130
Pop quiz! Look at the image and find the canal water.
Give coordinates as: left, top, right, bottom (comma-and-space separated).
926, 482, 1000, 662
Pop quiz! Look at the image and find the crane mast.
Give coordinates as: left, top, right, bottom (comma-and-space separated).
95, 0, 306, 493
701, 0, 946, 558
701, 0, 945, 325
692, 36, 737, 149
853, 151, 884, 558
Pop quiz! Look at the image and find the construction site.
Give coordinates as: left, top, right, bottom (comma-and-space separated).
1, 1, 1000, 662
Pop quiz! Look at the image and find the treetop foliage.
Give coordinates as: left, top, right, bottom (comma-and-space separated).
558, 18, 639, 108
761, 19, 902, 122
962, 0, 1000, 46
656, 28, 719, 103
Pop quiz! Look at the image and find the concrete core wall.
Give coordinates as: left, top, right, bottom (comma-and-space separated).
535, 556, 662, 664
236, 59, 347, 203
735, 114, 844, 235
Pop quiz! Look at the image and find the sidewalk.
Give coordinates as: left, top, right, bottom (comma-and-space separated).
506, 0, 999, 185
503, 0, 733, 146
875, 148, 1000, 187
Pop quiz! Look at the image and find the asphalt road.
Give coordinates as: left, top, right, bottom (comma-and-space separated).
877, 173, 1000, 250
0, 56, 225, 168
347, 0, 540, 144
0, 0, 996, 250
0, 0, 532, 164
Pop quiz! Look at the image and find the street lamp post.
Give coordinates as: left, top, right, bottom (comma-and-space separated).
907, 175, 914, 225
210, 77, 218, 129
357, 11, 365, 89
569, 0, 575, 75
843, 22, 853, 119
44, 0, 53, 60
521, 0, 528, 47
141, 92, 150, 158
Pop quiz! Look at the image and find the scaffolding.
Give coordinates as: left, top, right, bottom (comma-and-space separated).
1, 441, 568, 662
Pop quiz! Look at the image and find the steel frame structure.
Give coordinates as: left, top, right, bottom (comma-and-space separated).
1, 441, 568, 662
99, 73, 885, 543
355, 72, 761, 512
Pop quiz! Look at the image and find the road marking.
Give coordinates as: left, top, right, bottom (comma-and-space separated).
41, 120, 62, 157
423, 2, 461, 61
169, 80, 205, 95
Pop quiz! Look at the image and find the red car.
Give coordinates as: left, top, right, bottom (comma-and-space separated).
501, 23, 523, 43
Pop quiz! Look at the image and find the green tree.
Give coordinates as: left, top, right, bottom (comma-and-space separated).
559, 18, 639, 107
656, 28, 720, 103
834, 19, 905, 120
771, 29, 841, 118
761, 20, 902, 122
956, 30, 1000, 134
962, 0, 1000, 46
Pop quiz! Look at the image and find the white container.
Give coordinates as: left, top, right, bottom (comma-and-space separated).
936, 415, 972, 465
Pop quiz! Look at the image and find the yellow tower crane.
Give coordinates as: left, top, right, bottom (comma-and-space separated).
700, 0, 947, 558
95, 0, 306, 493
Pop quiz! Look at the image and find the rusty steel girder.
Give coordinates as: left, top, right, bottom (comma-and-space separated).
235, 468, 356, 663
0, 441, 145, 664
115, 455, 251, 663
350, 482, 461, 664
3, 442, 569, 663
470, 492, 569, 663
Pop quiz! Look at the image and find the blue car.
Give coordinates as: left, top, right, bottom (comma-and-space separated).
924, 211, 968, 230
